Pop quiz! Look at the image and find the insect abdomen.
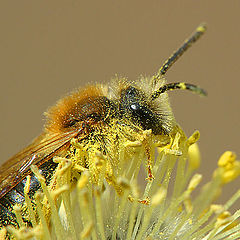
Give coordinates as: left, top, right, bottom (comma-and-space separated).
0, 160, 58, 228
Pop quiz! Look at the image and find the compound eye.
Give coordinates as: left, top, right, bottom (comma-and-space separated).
120, 86, 165, 135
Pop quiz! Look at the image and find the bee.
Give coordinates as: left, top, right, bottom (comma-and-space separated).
0, 24, 207, 228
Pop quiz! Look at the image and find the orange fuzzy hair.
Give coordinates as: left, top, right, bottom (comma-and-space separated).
44, 86, 104, 134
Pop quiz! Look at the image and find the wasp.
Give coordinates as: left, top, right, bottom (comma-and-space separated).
0, 24, 207, 228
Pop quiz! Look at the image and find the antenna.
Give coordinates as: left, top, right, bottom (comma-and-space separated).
151, 82, 207, 100
153, 23, 206, 85
151, 24, 207, 100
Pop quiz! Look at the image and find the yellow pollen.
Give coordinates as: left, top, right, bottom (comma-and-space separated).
178, 82, 187, 90
196, 24, 207, 33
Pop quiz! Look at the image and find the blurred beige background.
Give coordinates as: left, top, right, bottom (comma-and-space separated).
0, 1, 239, 205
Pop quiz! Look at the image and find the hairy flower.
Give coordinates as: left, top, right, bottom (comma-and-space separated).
2, 129, 240, 240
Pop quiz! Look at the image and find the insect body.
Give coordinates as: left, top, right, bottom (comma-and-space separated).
0, 24, 207, 228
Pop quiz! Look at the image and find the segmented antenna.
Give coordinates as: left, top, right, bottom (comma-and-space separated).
153, 23, 206, 85
151, 23, 207, 100
151, 82, 207, 100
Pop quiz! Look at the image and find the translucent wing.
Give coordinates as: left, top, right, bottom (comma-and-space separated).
0, 129, 82, 198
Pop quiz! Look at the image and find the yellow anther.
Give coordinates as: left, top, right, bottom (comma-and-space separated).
218, 211, 231, 220
218, 151, 236, 167
187, 130, 200, 146
215, 152, 240, 184
188, 143, 201, 170
222, 167, 240, 184
215, 211, 233, 228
